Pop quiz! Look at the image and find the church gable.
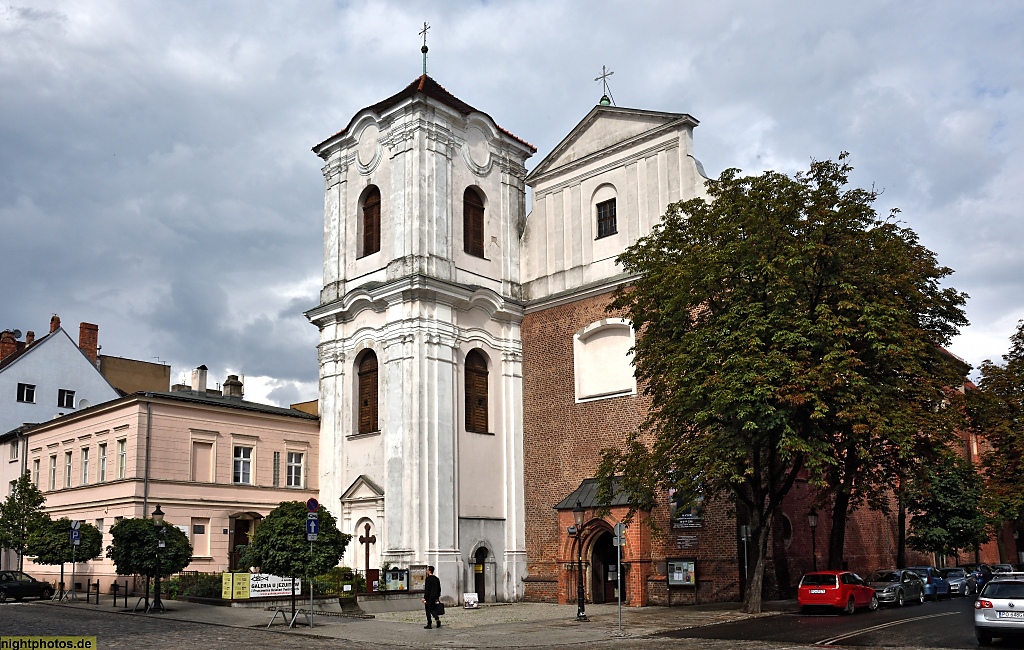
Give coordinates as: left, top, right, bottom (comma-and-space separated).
341, 474, 385, 502
527, 106, 698, 183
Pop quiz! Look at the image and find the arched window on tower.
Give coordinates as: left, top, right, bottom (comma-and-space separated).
357, 351, 379, 434
465, 350, 489, 433
464, 187, 485, 258
361, 186, 381, 257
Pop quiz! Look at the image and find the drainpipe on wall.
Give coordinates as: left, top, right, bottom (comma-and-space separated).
143, 400, 152, 517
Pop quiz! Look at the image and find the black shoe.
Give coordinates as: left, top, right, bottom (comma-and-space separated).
436, 622, 442, 629
424, 625, 432, 629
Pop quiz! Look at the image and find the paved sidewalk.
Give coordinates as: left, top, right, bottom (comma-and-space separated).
47, 597, 792, 648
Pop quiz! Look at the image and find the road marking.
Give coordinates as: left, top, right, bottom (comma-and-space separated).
814, 611, 958, 646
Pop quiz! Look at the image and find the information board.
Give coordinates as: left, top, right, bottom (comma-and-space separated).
667, 559, 696, 587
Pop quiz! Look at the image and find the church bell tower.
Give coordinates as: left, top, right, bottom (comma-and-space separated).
306, 71, 535, 602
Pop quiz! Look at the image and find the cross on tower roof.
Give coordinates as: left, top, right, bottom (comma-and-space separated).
595, 65, 615, 106
419, 22, 431, 75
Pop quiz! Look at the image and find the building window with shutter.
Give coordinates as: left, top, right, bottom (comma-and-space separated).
357, 352, 379, 434
360, 186, 381, 257
596, 198, 617, 238
465, 350, 489, 433
273, 451, 280, 487
464, 187, 485, 258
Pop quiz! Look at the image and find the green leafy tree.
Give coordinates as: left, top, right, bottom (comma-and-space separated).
239, 501, 350, 578
106, 517, 192, 578
0, 472, 48, 570
969, 321, 1024, 523
26, 517, 103, 565
906, 453, 990, 559
597, 154, 967, 612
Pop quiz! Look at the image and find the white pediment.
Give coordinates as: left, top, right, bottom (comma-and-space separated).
528, 106, 698, 182
341, 474, 385, 502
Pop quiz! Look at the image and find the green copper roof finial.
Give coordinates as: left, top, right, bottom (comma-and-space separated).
595, 65, 615, 106
420, 21, 430, 75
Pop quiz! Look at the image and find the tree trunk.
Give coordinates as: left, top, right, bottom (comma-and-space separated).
828, 489, 851, 570
896, 485, 907, 568
742, 510, 772, 614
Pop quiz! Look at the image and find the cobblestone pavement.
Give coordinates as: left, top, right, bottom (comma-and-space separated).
0, 599, 958, 650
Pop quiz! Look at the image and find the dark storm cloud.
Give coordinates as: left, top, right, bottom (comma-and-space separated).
2, 0, 1022, 404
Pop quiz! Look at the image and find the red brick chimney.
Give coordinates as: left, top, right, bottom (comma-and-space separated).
0, 330, 16, 361
50, 314, 61, 333
79, 322, 99, 364
25, 331, 35, 346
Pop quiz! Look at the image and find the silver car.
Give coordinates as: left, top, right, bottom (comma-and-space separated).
941, 567, 977, 596
866, 569, 925, 607
974, 574, 1024, 645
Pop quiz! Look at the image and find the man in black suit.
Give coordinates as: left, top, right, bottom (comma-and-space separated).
422, 565, 442, 629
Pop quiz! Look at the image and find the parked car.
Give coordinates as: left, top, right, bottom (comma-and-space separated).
961, 563, 996, 590
974, 575, 1024, 645
991, 563, 1015, 574
798, 570, 878, 614
0, 571, 54, 602
907, 566, 950, 600
866, 569, 926, 607
940, 567, 977, 596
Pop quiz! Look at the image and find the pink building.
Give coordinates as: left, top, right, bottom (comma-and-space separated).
20, 367, 319, 589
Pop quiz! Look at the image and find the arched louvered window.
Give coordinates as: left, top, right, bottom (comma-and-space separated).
361, 187, 381, 257
465, 350, 489, 433
357, 352, 379, 434
464, 188, 485, 258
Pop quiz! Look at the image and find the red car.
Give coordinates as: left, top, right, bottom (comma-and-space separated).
798, 570, 878, 614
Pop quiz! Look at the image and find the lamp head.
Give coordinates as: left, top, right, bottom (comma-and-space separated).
807, 507, 818, 530
573, 501, 585, 529
152, 503, 165, 526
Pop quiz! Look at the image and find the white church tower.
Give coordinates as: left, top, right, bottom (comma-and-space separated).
306, 72, 535, 602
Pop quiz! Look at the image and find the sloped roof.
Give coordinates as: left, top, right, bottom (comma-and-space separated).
0, 329, 57, 371
554, 476, 634, 510
312, 74, 535, 155
140, 390, 319, 420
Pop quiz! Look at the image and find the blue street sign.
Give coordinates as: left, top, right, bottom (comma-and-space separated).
70, 529, 81, 546
306, 518, 320, 535
306, 498, 319, 513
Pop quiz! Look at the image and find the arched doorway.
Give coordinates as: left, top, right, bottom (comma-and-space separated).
589, 531, 621, 604
474, 547, 488, 602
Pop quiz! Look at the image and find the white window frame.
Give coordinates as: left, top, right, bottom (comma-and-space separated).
116, 439, 127, 479
81, 447, 90, 485
32, 458, 40, 487
98, 443, 107, 482
57, 389, 75, 409
49, 455, 57, 491
16, 383, 35, 403
233, 446, 253, 485
286, 451, 304, 488
9, 441, 18, 461
64, 451, 73, 488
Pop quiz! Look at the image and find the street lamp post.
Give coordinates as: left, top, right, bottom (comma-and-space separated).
151, 504, 166, 613
807, 507, 819, 572
572, 501, 589, 622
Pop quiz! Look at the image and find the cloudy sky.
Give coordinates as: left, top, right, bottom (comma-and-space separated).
2, 1, 1021, 406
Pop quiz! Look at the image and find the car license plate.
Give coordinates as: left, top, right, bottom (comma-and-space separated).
997, 611, 1024, 619
809, 589, 826, 594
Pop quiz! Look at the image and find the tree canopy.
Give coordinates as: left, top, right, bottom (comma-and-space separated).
0, 472, 48, 569
906, 452, 990, 559
106, 517, 192, 578
27, 517, 103, 565
239, 501, 350, 578
969, 320, 1024, 521
598, 154, 967, 612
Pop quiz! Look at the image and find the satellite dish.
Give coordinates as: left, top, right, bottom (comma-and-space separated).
12, 329, 22, 338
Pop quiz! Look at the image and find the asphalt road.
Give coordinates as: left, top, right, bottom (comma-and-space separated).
662, 595, 1024, 648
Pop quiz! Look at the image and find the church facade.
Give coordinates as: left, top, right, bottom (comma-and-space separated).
306, 74, 736, 605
